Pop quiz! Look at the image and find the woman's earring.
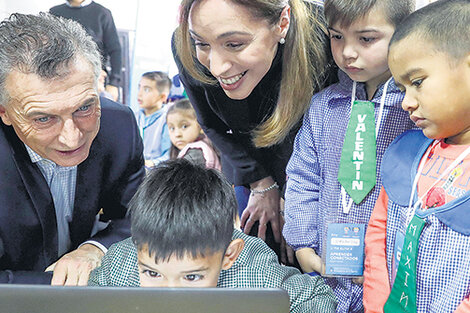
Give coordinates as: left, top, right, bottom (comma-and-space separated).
279, 38, 285, 45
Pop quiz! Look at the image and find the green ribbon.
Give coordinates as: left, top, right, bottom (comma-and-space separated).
384, 215, 426, 313
338, 100, 377, 204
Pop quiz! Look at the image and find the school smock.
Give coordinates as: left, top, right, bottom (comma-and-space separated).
135, 106, 171, 165
283, 70, 415, 313
88, 229, 337, 313
363, 130, 470, 313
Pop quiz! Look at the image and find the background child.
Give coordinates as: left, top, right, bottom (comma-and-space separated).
166, 99, 221, 171
363, 1, 470, 312
283, 0, 415, 312
89, 159, 337, 313
135, 71, 172, 168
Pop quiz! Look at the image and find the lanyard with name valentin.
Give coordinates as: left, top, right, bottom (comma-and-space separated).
384, 141, 470, 313
338, 78, 392, 214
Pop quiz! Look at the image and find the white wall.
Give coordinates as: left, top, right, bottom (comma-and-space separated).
2, 0, 180, 110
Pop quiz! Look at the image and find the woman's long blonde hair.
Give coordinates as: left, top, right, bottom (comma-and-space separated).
176, 0, 328, 148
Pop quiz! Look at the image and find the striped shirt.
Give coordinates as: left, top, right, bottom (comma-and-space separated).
25, 145, 77, 256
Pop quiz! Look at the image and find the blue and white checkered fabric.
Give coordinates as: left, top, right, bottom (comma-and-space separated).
283, 70, 415, 312
386, 199, 470, 312
26, 145, 77, 256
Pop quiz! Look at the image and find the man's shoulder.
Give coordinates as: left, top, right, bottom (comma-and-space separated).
88, 1, 112, 14
99, 98, 136, 133
49, 3, 68, 14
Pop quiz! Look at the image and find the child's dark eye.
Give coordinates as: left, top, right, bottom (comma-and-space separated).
142, 269, 160, 278
184, 274, 202, 281
330, 34, 342, 40
360, 37, 376, 43
411, 79, 423, 88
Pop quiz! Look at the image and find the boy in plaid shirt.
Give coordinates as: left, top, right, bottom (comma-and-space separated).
363, 1, 470, 312
89, 159, 336, 313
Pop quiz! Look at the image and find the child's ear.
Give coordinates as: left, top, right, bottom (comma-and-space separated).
160, 92, 169, 103
221, 238, 244, 270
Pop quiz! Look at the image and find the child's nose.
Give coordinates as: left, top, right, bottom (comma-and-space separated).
401, 92, 418, 112
342, 44, 358, 60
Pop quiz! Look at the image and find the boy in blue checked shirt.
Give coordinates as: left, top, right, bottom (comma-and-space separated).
363, 1, 470, 312
283, 0, 415, 312
89, 159, 337, 313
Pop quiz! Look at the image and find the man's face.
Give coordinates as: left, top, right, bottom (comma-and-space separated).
137, 248, 226, 288
0, 58, 101, 167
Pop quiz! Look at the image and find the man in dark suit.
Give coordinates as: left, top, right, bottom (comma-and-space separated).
0, 13, 144, 285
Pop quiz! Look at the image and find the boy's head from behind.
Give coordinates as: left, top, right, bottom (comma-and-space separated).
324, 0, 414, 97
138, 71, 172, 116
130, 159, 243, 287
389, 0, 470, 145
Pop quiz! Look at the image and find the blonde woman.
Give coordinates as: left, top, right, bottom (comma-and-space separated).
173, 0, 332, 262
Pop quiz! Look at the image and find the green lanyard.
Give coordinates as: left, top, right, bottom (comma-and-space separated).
384, 215, 425, 313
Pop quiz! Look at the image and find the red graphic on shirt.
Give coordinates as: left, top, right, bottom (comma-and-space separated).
425, 186, 446, 209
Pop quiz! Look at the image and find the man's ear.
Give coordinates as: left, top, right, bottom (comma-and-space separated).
277, 5, 291, 40
0, 105, 12, 126
221, 238, 244, 270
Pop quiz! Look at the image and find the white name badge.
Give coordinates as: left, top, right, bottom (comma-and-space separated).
324, 223, 365, 277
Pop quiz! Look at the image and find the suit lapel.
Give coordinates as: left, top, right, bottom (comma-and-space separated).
70, 136, 103, 248
4, 125, 58, 262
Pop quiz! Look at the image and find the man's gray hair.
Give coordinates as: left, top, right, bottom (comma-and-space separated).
0, 13, 102, 106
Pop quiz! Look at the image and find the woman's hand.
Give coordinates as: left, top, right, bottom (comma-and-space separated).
240, 176, 281, 242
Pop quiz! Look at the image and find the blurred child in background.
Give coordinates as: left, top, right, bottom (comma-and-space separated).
167, 99, 221, 171
135, 71, 172, 168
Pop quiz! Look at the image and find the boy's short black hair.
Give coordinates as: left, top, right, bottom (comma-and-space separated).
324, 0, 414, 28
141, 71, 172, 94
130, 159, 237, 263
390, 0, 470, 62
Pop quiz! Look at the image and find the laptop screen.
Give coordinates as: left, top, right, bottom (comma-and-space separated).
0, 285, 289, 313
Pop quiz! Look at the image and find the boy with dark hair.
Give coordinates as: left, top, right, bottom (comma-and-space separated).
283, 0, 415, 312
135, 71, 172, 168
89, 159, 337, 313
363, 1, 470, 312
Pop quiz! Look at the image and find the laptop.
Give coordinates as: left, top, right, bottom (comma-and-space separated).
0, 285, 289, 313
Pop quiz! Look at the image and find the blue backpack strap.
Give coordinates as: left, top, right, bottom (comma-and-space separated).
381, 130, 432, 206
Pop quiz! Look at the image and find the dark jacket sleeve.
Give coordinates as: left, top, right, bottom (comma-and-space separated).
101, 8, 122, 87
0, 270, 53, 284
171, 35, 269, 186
